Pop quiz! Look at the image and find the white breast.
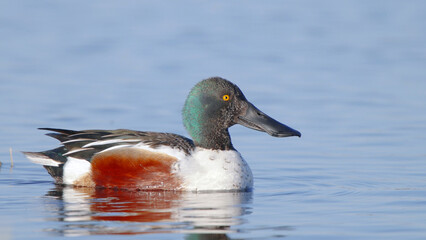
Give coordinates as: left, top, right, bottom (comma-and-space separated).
174, 147, 253, 191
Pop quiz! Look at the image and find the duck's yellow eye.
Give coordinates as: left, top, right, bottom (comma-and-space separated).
222, 94, 230, 101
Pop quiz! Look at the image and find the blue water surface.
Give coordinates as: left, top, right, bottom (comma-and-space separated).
1, 1, 426, 239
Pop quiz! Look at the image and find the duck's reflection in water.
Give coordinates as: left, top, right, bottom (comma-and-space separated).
45, 186, 252, 238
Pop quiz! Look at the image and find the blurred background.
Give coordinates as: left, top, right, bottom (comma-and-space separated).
1, 1, 425, 239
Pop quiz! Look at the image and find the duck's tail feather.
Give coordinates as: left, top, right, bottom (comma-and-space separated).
22, 147, 68, 183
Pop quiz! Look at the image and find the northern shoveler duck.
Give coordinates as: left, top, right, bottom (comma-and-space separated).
24, 77, 301, 191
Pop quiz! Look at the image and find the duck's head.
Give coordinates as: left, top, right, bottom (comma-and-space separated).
183, 77, 301, 150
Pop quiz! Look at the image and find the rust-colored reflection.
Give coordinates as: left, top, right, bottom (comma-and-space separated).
73, 187, 182, 223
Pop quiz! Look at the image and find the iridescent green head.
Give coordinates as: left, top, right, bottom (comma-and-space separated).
182, 77, 301, 150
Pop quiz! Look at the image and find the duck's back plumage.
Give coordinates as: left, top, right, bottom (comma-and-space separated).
40, 128, 195, 158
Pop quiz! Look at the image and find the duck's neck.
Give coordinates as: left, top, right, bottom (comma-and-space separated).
194, 128, 235, 151
182, 92, 235, 150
